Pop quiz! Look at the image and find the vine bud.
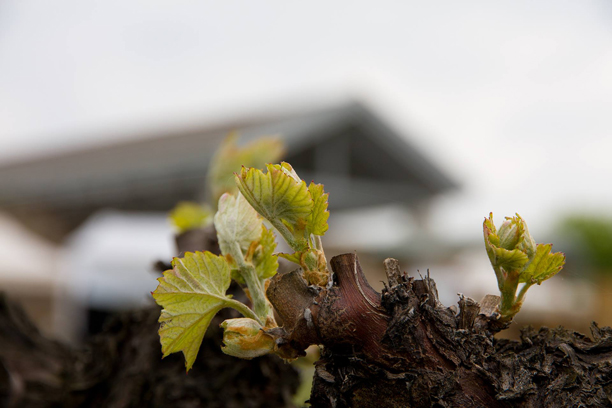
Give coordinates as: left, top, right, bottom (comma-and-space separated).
484, 213, 533, 274
220, 318, 275, 359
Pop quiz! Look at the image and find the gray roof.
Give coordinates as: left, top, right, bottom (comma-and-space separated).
0, 101, 457, 239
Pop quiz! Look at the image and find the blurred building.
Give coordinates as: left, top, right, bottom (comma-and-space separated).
0, 101, 457, 341
0, 102, 455, 242
0, 100, 602, 342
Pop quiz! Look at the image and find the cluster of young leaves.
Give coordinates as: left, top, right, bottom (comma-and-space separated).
207, 133, 285, 208
153, 193, 280, 370
483, 213, 565, 320
169, 201, 213, 233
168, 134, 284, 234
153, 130, 335, 370
153, 134, 287, 370
235, 162, 331, 286
214, 193, 279, 317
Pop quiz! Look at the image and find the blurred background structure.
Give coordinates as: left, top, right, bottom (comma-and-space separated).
0, 102, 460, 342
0, 1, 611, 342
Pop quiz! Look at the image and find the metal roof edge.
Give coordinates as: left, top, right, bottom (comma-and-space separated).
345, 101, 459, 193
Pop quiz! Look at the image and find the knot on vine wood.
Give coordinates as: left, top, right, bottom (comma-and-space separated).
267, 253, 389, 359
266, 267, 322, 359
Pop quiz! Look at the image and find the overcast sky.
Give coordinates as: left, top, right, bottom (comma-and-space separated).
0, 0, 611, 241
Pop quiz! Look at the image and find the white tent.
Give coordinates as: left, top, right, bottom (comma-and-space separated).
58, 210, 175, 342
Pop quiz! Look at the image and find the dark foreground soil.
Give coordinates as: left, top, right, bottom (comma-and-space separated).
0, 295, 299, 408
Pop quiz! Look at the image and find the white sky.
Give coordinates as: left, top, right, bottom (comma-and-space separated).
0, 0, 611, 241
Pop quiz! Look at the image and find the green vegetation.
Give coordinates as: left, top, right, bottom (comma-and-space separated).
168, 133, 284, 234
169, 202, 212, 233
153, 136, 566, 373
153, 251, 264, 370
484, 213, 565, 321
153, 160, 331, 369
235, 163, 330, 286
558, 215, 612, 272
207, 133, 285, 208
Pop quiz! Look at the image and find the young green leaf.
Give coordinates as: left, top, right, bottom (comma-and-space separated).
214, 193, 262, 257
278, 251, 302, 265
483, 213, 497, 235
483, 213, 499, 265
152, 251, 258, 371
306, 182, 329, 236
235, 161, 331, 286
169, 202, 212, 233
235, 163, 313, 249
279, 162, 302, 182
493, 247, 530, 272
250, 226, 278, 280
520, 243, 565, 284
214, 193, 278, 285
516, 219, 536, 259
497, 216, 524, 250
207, 134, 284, 207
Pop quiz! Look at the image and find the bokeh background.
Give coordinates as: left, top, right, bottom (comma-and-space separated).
0, 0, 611, 343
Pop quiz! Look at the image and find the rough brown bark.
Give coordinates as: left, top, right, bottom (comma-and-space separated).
2, 241, 611, 407
0, 226, 299, 408
267, 253, 612, 407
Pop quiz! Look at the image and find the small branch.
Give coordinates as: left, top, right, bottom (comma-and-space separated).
499, 270, 519, 317
240, 264, 269, 320
229, 241, 270, 321
270, 219, 307, 252
493, 265, 505, 291
225, 299, 263, 325
515, 282, 533, 307
313, 235, 328, 273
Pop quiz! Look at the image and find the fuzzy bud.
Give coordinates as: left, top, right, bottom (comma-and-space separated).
220, 318, 275, 359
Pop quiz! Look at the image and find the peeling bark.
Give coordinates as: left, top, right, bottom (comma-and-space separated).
267, 253, 612, 407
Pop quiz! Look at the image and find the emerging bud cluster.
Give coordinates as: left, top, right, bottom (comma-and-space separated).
483, 213, 565, 320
